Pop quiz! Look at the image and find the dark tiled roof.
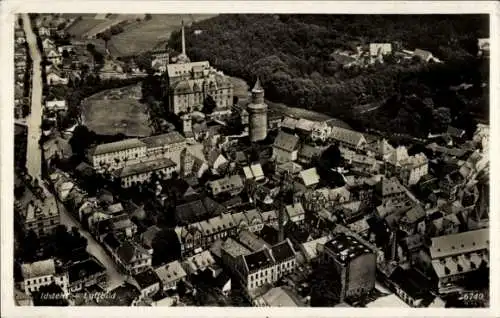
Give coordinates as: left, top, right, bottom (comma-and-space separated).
68, 258, 106, 283
116, 241, 136, 264
244, 249, 274, 272
175, 200, 208, 225
141, 132, 185, 148
103, 233, 121, 250
133, 269, 160, 290
202, 196, 225, 216
271, 240, 295, 263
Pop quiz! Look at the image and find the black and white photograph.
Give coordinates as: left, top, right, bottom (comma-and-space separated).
3, 1, 497, 314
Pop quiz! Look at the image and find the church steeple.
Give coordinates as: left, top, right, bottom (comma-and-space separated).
181, 19, 186, 55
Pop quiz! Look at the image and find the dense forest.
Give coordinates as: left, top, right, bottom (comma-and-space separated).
169, 14, 489, 137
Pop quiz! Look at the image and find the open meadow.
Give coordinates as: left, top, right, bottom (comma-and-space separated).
81, 84, 151, 137
107, 14, 217, 57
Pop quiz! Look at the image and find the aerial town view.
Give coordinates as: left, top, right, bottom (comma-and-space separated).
13, 13, 490, 307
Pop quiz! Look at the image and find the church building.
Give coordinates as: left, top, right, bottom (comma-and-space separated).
164, 21, 234, 115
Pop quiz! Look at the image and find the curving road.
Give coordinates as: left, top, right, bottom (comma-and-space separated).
22, 14, 126, 292
56, 200, 126, 291
22, 14, 43, 180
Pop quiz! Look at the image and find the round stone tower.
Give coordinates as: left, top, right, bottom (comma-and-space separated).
247, 78, 268, 142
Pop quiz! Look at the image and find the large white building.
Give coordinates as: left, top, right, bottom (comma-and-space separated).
21, 259, 69, 296
116, 157, 177, 188
88, 138, 147, 172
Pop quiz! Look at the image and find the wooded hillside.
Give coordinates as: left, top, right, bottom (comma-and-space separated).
169, 14, 489, 137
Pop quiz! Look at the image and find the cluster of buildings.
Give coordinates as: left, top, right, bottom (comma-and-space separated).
14, 20, 29, 119
330, 42, 442, 69
15, 16, 490, 308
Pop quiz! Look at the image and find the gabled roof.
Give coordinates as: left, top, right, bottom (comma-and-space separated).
68, 258, 106, 283
167, 61, 210, 79
221, 237, 251, 258
299, 168, 320, 187
142, 225, 161, 248
118, 158, 176, 178
154, 260, 187, 284
430, 228, 489, 259
133, 268, 160, 289
330, 127, 365, 147
400, 205, 426, 224
295, 118, 316, 132
243, 248, 274, 272
281, 117, 298, 130
141, 132, 186, 149
91, 138, 145, 156
273, 131, 300, 152
21, 259, 56, 279
285, 202, 305, 218
298, 144, 323, 161
270, 239, 295, 263
238, 230, 271, 252
243, 163, 265, 181
377, 177, 405, 197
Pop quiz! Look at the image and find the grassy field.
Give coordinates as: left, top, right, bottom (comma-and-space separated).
81, 84, 151, 137
66, 18, 105, 38
108, 14, 217, 57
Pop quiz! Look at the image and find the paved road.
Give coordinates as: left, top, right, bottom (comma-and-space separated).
22, 14, 43, 180
56, 199, 126, 291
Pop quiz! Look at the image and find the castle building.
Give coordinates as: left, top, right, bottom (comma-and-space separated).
164, 21, 233, 115
247, 79, 268, 142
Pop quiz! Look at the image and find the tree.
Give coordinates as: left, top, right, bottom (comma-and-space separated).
98, 30, 112, 50
151, 228, 182, 266
310, 261, 342, 307
432, 107, 452, 133
86, 43, 95, 52
202, 95, 217, 114
69, 125, 96, 160
21, 230, 40, 262
145, 14, 152, 21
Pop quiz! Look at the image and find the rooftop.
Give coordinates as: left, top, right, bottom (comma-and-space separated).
141, 132, 186, 149
324, 233, 373, 264
239, 230, 271, 252
222, 237, 251, 258
154, 260, 187, 284
299, 168, 320, 187
330, 127, 365, 147
430, 228, 489, 259
244, 249, 274, 272
91, 138, 145, 156
119, 157, 176, 178
68, 258, 106, 283
21, 259, 56, 279
270, 239, 295, 263
273, 131, 300, 152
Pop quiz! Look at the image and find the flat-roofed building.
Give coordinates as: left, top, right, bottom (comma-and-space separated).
322, 233, 376, 302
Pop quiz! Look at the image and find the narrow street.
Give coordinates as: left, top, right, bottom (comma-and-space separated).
56, 200, 126, 291
22, 14, 43, 180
